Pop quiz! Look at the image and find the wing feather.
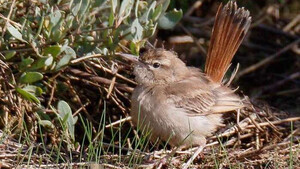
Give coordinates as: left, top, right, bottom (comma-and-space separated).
166, 75, 244, 115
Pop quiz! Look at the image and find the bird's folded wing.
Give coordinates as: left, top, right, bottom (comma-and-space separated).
167, 80, 243, 115
174, 92, 216, 114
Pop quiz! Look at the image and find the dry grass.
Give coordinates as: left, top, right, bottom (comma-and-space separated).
0, 0, 299, 168
0, 58, 299, 168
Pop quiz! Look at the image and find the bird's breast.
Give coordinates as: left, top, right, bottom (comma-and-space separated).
130, 85, 223, 147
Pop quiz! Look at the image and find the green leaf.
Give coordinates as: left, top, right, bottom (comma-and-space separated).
57, 100, 76, 140
39, 120, 55, 129
108, 10, 115, 27
30, 56, 53, 70
5, 51, 16, 60
23, 57, 35, 65
58, 100, 72, 121
60, 39, 70, 51
23, 85, 43, 96
72, 0, 82, 16
35, 6, 41, 18
16, 87, 40, 104
44, 56, 54, 66
20, 72, 43, 84
144, 22, 157, 37
7, 23, 26, 43
55, 46, 76, 70
161, 0, 170, 13
50, 23, 64, 42
78, 0, 90, 18
97, 47, 108, 55
118, 0, 134, 20
140, 1, 155, 23
43, 45, 61, 58
73, 116, 78, 124
50, 10, 62, 27
130, 41, 138, 55
94, 0, 106, 6
62, 112, 70, 124
158, 9, 182, 29
134, 0, 140, 17
108, 36, 113, 46
146, 1, 156, 20
66, 15, 75, 29
151, 4, 163, 21
36, 109, 51, 121
131, 19, 143, 42
19, 57, 34, 70
84, 36, 94, 41
111, 0, 119, 13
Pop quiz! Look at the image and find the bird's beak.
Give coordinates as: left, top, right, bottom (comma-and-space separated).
118, 53, 139, 63
118, 53, 148, 68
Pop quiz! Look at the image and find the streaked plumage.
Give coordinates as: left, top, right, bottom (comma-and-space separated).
130, 1, 251, 148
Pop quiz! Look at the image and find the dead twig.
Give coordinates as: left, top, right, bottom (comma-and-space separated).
70, 54, 104, 64
246, 117, 300, 129
283, 14, 300, 32
237, 39, 300, 78
182, 146, 204, 169
184, 0, 203, 17
1, 0, 18, 39
65, 68, 133, 93
89, 61, 135, 84
105, 116, 132, 128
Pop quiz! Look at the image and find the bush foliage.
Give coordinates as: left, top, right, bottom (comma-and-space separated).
0, 0, 182, 149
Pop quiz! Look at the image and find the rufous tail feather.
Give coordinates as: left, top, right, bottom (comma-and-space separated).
205, 1, 251, 83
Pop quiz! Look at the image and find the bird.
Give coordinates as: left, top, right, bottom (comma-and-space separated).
121, 1, 252, 149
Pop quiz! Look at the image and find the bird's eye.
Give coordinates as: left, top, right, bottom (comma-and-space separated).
152, 62, 161, 68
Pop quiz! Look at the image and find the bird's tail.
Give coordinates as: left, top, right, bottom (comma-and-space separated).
205, 1, 251, 83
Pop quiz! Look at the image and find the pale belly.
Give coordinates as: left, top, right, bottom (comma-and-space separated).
131, 86, 221, 147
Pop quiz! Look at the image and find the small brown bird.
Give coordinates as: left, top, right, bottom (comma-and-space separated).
122, 1, 251, 149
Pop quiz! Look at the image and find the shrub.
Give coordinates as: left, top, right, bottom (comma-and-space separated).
0, 0, 182, 150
